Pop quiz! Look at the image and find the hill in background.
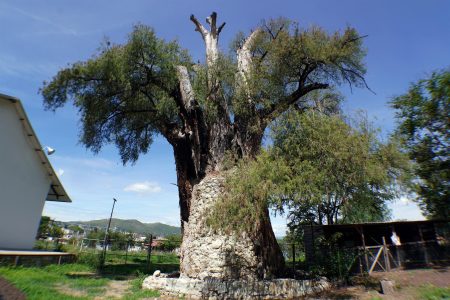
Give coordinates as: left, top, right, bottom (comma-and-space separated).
64, 218, 180, 236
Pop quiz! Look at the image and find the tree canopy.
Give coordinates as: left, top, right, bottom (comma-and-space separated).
391, 69, 450, 219
41, 19, 367, 166
209, 109, 409, 233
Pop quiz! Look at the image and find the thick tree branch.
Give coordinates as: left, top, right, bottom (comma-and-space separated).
176, 66, 195, 110
190, 15, 208, 40
237, 29, 262, 100
263, 82, 329, 122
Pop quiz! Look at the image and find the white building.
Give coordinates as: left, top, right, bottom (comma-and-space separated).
0, 93, 71, 250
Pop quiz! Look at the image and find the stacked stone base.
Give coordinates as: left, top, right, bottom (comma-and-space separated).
143, 274, 329, 299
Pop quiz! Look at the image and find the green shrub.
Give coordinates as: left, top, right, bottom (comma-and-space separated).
76, 252, 101, 268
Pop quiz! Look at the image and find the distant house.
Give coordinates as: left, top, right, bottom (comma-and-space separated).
0, 93, 71, 250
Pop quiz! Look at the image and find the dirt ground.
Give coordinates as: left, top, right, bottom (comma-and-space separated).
0, 276, 26, 300
313, 267, 450, 300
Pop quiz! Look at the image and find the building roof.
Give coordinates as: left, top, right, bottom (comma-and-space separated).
309, 219, 449, 229
0, 93, 71, 202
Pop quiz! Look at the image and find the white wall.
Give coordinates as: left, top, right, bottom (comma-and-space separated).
0, 100, 51, 249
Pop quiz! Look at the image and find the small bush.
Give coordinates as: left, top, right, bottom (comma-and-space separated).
76, 252, 101, 268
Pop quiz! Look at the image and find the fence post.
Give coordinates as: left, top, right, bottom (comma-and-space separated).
292, 243, 296, 278
146, 234, 153, 271
418, 225, 430, 265
359, 227, 369, 272
382, 236, 390, 272
125, 241, 129, 265
337, 248, 342, 279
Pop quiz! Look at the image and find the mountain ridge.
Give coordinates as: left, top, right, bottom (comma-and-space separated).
64, 218, 180, 236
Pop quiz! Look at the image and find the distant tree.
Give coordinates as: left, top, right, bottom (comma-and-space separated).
36, 216, 65, 239
68, 225, 84, 235
109, 232, 129, 251
210, 110, 409, 233
391, 69, 450, 219
49, 224, 63, 238
36, 216, 51, 239
159, 234, 182, 251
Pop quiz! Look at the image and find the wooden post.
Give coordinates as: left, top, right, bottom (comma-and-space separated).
58, 255, 62, 265
358, 254, 363, 275
125, 241, 129, 265
146, 234, 153, 271
292, 243, 296, 278
382, 236, 390, 272
14, 256, 19, 266
359, 226, 369, 272
418, 225, 430, 265
337, 248, 342, 279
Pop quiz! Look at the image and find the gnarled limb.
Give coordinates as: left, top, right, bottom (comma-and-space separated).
190, 12, 224, 68
262, 82, 329, 122
237, 29, 261, 101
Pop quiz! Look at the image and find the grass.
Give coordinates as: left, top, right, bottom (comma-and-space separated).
121, 275, 160, 300
0, 264, 106, 299
418, 284, 450, 300
0, 261, 167, 299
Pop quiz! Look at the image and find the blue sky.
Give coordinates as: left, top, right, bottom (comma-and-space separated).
1, 0, 448, 236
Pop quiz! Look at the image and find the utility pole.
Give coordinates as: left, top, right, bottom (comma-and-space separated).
100, 198, 117, 268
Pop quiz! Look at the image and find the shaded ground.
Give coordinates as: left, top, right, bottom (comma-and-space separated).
0, 276, 26, 300
313, 267, 450, 299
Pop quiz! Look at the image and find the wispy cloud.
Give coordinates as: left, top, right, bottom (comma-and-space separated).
124, 181, 162, 195
5, 4, 78, 36
0, 54, 59, 78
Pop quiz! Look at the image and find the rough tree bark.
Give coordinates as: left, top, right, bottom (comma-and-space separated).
168, 12, 286, 280
169, 12, 330, 280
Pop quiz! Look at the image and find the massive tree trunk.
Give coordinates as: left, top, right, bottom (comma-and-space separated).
170, 12, 285, 280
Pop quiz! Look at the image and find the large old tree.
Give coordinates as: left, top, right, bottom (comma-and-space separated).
42, 13, 367, 279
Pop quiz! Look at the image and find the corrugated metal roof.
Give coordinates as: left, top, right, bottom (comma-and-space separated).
0, 93, 71, 202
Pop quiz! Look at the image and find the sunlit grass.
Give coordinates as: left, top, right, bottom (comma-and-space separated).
0, 263, 162, 299
418, 284, 450, 300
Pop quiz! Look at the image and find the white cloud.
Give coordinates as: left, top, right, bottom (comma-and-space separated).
124, 181, 162, 195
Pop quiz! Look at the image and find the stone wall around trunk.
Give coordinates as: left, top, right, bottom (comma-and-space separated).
143, 274, 330, 299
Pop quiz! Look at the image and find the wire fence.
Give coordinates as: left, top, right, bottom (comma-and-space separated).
32, 236, 181, 274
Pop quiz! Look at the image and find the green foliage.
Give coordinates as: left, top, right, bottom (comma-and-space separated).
41, 17, 367, 165
0, 264, 108, 299
207, 159, 274, 235
0, 263, 163, 300
159, 234, 182, 251
36, 216, 64, 239
310, 233, 359, 280
41, 25, 191, 164
232, 19, 366, 119
76, 251, 102, 268
271, 111, 408, 226
210, 110, 409, 234
37, 216, 51, 239
278, 232, 304, 262
68, 225, 84, 234
391, 69, 450, 219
